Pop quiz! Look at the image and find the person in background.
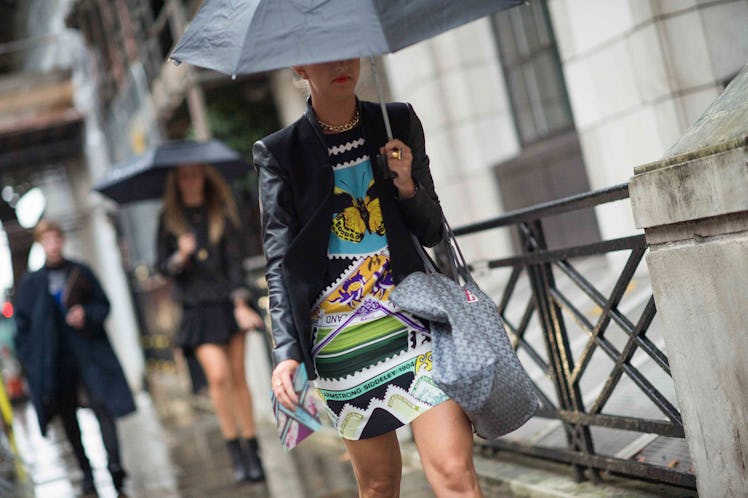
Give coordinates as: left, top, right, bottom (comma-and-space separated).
257, 58, 483, 497
156, 164, 266, 483
14, 220, 135, 496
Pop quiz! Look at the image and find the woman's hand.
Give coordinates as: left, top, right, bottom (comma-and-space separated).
380, 139, 416, 199
177, 233, 197, 259
234, 302, 264, 331
272, 359, 300, 410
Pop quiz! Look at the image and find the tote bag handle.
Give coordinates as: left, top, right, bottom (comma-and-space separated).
411, 214, 476, 286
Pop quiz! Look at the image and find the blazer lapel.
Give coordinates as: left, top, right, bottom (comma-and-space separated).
283, 117, 333, 292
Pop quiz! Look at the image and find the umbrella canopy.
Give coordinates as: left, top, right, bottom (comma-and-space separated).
94, 139, 250, 204
170, 0, 526, 76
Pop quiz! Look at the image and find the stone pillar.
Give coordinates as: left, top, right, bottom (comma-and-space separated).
268, 69, 306, 127
169, 0, 211, 140
629, 66, 748, 498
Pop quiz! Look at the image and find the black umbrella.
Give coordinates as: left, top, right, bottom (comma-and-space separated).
94, 139, 250, 204
170, 0, 526, 141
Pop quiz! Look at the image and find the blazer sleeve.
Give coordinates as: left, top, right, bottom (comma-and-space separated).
254, 140, 303, 366
395, 104, 443, 247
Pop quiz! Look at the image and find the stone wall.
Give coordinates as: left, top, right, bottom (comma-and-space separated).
630, 66, 748, 498
549, 0, 748, 243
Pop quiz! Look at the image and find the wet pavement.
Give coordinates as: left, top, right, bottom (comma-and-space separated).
11, 392, 175, 498
2, 320, 696, 498
8, 370, 435, 498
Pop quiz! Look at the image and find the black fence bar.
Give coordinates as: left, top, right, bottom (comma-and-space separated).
453, 183, 630, 236
553, 259, 671, 374
590, 298, 659, 415
482, 440, 697, 489
452, 184, 694, 488
481, 235, 645, 270
555, 410, 686, 438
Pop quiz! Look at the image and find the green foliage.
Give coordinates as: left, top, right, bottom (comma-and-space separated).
185, 83, 280, 202
187, 85, 279, 165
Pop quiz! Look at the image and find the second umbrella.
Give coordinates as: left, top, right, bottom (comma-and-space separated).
94, 139, 250, 204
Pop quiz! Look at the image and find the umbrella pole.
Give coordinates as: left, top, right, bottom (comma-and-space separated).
369, 56, 393, 141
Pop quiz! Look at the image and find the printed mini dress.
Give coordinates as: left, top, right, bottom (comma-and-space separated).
311, 126, 448, 440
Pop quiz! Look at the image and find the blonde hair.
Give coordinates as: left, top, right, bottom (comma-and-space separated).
162, 164, 240, 245
292, 68, 311, 94
34, 219, 64, 241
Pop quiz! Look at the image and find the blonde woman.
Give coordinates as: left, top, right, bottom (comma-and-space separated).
156, 164, 265, 482
257, 59, 482, 497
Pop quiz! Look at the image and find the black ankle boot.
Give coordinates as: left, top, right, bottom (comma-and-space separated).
79, 462, 97, 497
81, 473, 97, 497
242, 438, 265, 482
225, 438, 248, 483
108, 463, 127, 492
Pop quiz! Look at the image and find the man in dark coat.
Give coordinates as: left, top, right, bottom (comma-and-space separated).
14, 219, 136, 496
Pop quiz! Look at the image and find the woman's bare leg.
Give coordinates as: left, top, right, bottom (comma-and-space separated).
343, 431, 402, 498
195, 343, 237, 438
227, 332, 257, 438
410, 400, 482, 497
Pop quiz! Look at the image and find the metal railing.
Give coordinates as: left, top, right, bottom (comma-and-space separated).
452, 183, 696, 489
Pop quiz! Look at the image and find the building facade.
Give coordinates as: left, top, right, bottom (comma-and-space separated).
381, 0, 747, 261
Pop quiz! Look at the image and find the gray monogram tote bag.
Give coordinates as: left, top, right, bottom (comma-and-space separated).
390, 218, 538, 439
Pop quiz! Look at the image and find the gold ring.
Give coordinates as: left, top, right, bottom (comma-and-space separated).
390, 148, 402, 160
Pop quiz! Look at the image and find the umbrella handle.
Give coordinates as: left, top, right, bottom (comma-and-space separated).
369, 57, 393, 142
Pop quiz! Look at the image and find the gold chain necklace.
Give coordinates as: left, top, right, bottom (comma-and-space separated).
317, 109, 360, 133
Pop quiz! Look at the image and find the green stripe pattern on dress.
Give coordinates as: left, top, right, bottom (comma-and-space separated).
314, 315, 408, 379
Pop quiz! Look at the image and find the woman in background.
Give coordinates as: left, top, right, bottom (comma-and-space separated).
156, 164, 265, 483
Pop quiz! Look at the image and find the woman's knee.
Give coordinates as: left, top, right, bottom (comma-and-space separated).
201, 360, 232, 391
356, 470, 401, 497
196, 345, 232, 389
207, 370, 232, 391
425, 455, 477, 492
345, 431, 402, 497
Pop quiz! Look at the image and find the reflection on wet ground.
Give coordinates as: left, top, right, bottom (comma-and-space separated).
10, 387, 434, 497
13, 393, 179, 498
168, 413, 358, 498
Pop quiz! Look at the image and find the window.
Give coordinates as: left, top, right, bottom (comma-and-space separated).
492, 1, 573, 145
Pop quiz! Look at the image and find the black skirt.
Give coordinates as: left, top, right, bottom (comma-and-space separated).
175, 301, 241, 351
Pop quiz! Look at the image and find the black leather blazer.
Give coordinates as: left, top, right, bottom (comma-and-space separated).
254, 99, 443, 378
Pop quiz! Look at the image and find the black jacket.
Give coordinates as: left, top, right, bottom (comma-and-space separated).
156, 210, 245, 307
14, 260, 136, 435
254, 99, 443, 378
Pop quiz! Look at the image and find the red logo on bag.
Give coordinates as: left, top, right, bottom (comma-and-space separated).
464, 289, 479, 303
